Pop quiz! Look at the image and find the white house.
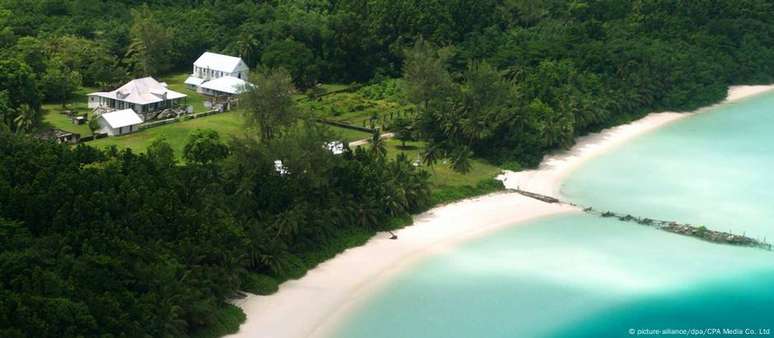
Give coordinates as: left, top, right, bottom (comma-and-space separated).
88, 77, 187, 121
185, 52, 250, 95
98, 109, 143, 136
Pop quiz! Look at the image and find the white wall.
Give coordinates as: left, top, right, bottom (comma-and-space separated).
88, 95, 103, 109
98, 117, 138, 137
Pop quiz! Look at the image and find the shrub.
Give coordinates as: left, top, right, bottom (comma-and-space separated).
242, 273, 279, 295
501, 161, 522, 171
430, 179, 505, 206
191, 304, 246, 338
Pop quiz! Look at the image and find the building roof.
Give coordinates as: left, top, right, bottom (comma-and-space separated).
100, 109, 143, 128
88, 77, 187, 105
184, 76, 206, 86
200, 76, 250, 95
193, 52, 247, 74
324, 141, 345, 155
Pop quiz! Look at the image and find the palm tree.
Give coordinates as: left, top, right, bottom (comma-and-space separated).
450, 146, 473, 173
236, 32, 259, 67
272, 208, 302, 240
368, 128, 387, 158
421, 143, 442, 168
13, 104, 37, 134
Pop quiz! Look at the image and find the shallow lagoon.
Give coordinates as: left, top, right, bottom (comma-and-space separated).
333, 92, 774, 337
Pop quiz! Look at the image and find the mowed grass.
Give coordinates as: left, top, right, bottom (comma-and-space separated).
369, 139, 502, 188
159, 72, 207, 113
42, 86, 99, 136
89, 111, 246, 157
331, 127, 372, 143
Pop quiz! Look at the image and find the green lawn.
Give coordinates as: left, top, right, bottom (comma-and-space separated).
377, 139, 502, 189
89, 111, 245, 157
42, 86, 99, 136
159, 72, 208, 113
332, 127, 372, 143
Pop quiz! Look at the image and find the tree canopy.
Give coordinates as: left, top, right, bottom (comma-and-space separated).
3, 0, 774, 335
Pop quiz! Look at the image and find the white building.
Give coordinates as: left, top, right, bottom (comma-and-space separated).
198, 76, 250, 97
324, 141, 345, 155
185, 52, 250, 95
88, 77, 187, 121
97, 109, 143, 136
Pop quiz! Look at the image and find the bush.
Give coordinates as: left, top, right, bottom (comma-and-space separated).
191, 304, 246, 338
242, 273, 279, 295
501, 161, 522, 171
430, 179, 505, 206
274, 254, 308, 281
297, 227, 373, 271
358, 78, 402, 100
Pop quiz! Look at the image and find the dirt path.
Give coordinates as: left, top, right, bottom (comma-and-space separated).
348, 132, 394, 147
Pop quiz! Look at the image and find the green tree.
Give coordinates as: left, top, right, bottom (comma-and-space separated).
402, 37, 454, 114
12, 37, 46, 74
87, 116, 100, 136
126, 4, 173, 76
0, 59, 40, 133
183, 129, 230, 165
234, 31, 259, 67
0, 91, 11, 133
12, 104, 38, 134
368, 129, 387, 158
261, 38, 319, 89
391, 116, 415, 148
41, 58, 82, 107
45, 35, 125, 87
147, 138, 176, 168
240, 68, 297, 142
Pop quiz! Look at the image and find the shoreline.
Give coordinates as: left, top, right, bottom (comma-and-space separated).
225, 84, 774, 338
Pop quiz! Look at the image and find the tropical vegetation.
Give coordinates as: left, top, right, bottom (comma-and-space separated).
3, 0, 774, 336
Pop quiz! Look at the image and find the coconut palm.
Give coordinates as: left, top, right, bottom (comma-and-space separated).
368, 128, 387, 158
13, 104, 37, 134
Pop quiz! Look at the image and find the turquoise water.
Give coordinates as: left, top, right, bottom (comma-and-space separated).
332, 92, 774, 338
563, 93, 774, 240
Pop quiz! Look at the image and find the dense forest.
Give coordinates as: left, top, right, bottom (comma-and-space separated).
0, 125, 431, 337
3, 0, 774, 336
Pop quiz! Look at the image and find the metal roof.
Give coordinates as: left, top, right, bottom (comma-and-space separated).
193, 52, 247, 74
88, 77, 187, 105
100, 109, 143, 128
200, 76, 250, 95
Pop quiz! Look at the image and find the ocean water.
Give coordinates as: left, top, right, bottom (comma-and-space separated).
563, 93, 774, 240
332, 92, 774, 338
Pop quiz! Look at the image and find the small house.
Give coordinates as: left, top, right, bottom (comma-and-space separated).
98, 109, 143, 136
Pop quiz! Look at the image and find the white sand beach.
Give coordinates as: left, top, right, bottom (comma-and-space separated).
226, 84, 774, 338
